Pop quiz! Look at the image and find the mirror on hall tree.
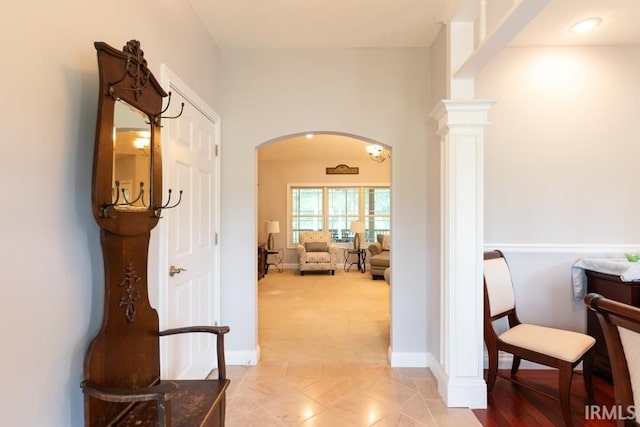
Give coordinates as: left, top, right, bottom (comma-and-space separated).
112, 100, 151, 210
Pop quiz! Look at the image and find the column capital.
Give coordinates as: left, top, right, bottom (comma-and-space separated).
430, 99, 496, 134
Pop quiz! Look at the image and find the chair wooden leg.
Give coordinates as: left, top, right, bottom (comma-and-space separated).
510, 356, 521, 378
582, 348, 595, 403
486, 348, 498, 392
558, 362, 574, 427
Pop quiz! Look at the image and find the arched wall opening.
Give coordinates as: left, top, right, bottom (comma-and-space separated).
256, 131, 392, 363
217, 47, 432, 369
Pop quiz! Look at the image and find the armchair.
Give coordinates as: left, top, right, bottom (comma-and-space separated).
296, 231, 338, 275
368, 234, 390, 279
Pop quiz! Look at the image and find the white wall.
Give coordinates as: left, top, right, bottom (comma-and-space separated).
219, 48, 432, 364
477, 46, 640, 334
427, 28, 447, 367
0, 1, 219, 425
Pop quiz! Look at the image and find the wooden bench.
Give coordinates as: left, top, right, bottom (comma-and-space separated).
82, 324, 229, 426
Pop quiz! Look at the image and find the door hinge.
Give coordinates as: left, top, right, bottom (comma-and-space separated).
215, 144, 219, 157
215, 232, 218, 245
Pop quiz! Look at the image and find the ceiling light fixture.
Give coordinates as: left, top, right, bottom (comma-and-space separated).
569, 17, 602, 34
133, 130, 151, 149
365, 144, 389, 163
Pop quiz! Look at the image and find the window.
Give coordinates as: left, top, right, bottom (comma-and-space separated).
328, 188, 359, 243
290, 188, 323, 244
289, 186, 390, 245
364, 187, 390, 241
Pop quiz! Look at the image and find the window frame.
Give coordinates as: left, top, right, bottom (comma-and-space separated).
287, 183, 390, 248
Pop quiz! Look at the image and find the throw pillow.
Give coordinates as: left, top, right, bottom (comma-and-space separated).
305, 242, 328, 252
381, 235, 391, 251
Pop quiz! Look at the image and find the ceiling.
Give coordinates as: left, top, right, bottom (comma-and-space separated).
189, 0, 640, 161
189, 0, 640, 49
188, 0, 446, 49
511, 0, 640, 47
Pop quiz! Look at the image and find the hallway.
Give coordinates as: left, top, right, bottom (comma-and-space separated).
224, 269, 481, 426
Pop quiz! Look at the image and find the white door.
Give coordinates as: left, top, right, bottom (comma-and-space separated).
158, 67, 221, 379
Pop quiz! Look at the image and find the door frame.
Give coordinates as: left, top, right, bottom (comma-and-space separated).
149, 64, 222, 377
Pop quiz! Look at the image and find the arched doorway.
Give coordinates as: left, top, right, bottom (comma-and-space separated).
256, 132, 392, 363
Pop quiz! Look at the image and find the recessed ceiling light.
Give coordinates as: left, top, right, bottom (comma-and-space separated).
305, 133, 314, 139
569, 17, 602, 34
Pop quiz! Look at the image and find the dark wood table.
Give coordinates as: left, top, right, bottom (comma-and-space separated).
258, 243, 266, 279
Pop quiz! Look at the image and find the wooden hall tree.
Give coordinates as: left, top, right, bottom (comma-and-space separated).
80, 39, 229, 426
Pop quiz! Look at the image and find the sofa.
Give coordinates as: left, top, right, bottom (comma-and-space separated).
296, 231, 338, 275
368, 234, 390, 280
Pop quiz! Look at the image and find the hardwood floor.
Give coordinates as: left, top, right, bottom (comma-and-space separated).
472, 370, 616, 426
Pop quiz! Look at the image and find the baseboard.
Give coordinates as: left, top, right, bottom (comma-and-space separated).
427, 352, 447, 383
388, 348, 429, 367
426, 353, 487, 408
225, 346, 260, 366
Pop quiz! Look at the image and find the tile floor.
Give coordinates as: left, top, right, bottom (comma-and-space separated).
224, 268, 481, 426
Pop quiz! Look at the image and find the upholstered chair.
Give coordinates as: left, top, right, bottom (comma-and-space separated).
586, 293, 640, 426
296, 231, 338, 275
368, 234, 390, 279
484, 250, 595, 427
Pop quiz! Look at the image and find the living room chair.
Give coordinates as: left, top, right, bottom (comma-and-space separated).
586, 293, 640, 426
484, 250, 596, 427
368, 234, 390, 280
297, 231, 338, 275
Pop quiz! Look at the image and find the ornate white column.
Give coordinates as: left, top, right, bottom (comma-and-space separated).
430, 99, 494, 408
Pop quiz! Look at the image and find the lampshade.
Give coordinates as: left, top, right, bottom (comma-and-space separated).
350, 220, 365, 234
265, 220, 280, 234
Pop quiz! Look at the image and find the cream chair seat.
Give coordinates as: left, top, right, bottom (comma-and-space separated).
499, 324, 595, 363
484, 250, 595, 427
296, 231, 338, 275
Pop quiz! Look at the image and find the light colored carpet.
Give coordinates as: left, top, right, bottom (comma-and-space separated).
259, 268, 390, 364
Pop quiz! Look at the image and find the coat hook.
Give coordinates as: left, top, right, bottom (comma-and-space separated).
101, 180, 122, 218
120, 182, 145, 206
154, 189, 184, 218
161, 102, 184, 121
101, 181, 149, 218
159, 91, 173, 115
153, 92, 184, 126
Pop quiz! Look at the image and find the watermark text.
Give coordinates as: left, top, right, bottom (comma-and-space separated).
585, 405, 636, 421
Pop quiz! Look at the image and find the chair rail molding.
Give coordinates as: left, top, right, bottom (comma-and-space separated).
431, 99, 495, 409
485, 242, 640, 254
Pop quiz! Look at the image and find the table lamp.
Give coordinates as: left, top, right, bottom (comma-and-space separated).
350, 220, 365, 250
265, 220, 280, 250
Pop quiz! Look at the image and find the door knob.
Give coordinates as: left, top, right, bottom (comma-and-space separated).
169, 265, 187, 277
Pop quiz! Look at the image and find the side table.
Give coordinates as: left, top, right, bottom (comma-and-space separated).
258, 243, 267, 279
344, 248, 366, 273
265, 248, 283, 273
